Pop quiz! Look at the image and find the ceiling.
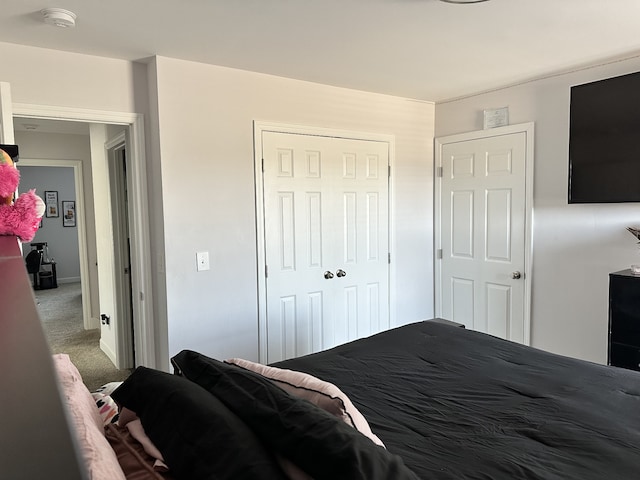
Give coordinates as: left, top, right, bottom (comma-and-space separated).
2, 1, 640, 103
14, 117, 89, 134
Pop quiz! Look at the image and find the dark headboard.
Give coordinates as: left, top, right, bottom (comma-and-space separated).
0, 236, 87, 479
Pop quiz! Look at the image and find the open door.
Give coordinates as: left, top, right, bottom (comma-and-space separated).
91, 125, 135, 369
107, 134, 135, 368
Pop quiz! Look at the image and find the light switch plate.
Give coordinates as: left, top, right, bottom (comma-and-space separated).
196, 251, 210, 271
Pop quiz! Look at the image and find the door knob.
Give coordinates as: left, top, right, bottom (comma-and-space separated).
512, 271, 522, 279
324, 271, 334, 279
336, 269, 346, 278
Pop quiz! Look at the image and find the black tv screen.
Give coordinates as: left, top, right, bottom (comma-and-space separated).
569, 71, 640, 203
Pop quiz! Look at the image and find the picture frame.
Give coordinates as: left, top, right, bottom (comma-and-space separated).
44, 191, 59, 218
62, 201, 76, 227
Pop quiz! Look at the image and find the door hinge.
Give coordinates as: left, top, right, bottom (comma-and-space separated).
262, 158, 265, 173
437, 249, 443, 259
437, 166, 443, 178
265, 265, 268, 278
388, 252, 391, 264
388, 165, 391, 178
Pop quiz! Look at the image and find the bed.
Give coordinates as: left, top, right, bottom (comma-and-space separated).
3, 235, 640, 479
276, 321, 640, 479
51, 320, 640, 480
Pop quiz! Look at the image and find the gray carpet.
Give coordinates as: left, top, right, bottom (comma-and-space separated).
35, 282, 132, 391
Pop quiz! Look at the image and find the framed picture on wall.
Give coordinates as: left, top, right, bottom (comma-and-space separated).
62, 201, 76, 227
44, 190, 59, 218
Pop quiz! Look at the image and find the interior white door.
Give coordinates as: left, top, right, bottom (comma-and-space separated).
108, 140, 135, 369
438, 129, 530, 343
262, 131, 390, 363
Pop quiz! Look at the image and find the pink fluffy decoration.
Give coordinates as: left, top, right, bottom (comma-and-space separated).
0, 162, 20, 198
0, 189, 45, 242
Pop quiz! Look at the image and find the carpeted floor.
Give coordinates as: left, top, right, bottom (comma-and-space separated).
35, 282, 132, 391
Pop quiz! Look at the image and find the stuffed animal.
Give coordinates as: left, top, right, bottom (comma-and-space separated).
0, 148, 45, 242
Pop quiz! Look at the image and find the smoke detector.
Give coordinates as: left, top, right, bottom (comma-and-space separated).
41, 8, 77, 28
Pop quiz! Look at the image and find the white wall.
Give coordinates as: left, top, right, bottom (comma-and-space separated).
0, 41, 435, 370
0, 43, 141, 113
435, 59, 640, 364
152, 57, 435, 366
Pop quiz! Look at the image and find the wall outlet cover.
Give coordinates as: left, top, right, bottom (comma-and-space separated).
196, 251, 210, 271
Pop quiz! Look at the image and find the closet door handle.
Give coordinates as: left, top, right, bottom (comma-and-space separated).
336, 269, 347, 278
324, 271, 334, 279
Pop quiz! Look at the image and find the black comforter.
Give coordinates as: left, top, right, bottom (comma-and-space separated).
275, 321, 640, 479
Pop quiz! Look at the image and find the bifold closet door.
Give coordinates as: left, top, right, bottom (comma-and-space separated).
262, 131, 390, 363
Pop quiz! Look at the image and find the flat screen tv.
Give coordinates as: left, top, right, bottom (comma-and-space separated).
568, 70, 640, 203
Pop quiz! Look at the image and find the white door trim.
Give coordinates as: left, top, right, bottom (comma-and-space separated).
19, 158, 95, 330
254, 121, 396, 363
105, 132, 135, 369
434, 122, 535, 345
13, 104, 156, 368
0, 83, 14, 144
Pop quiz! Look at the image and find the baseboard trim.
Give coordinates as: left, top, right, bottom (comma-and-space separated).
100, 338, 118, 368
88, 316, 100, 330
57, 277, 81, 284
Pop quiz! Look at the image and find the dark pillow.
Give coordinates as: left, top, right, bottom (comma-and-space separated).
111, 367, 287, 480
171, 350, 419, 480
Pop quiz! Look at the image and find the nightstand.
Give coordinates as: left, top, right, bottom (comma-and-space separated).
608, 269, 640, 371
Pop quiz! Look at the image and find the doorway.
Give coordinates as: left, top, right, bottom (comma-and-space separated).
13, 119, 137, 371
255, 122, 394, 363
5, 97, 155, 369
434, 123, 534, 344
18, 157, 92, 329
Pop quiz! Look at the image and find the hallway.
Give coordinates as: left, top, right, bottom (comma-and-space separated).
35, 282, 131, 391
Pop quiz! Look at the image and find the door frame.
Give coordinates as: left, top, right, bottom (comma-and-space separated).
13, 102, 156, 368
434, 122, 535, 345
0, 83, 13, 143
19, 159, 94, 330
254, 121, 396, 363
106, 132, 135, 368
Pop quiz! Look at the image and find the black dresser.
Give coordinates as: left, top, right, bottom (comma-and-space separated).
608, 269, 640, 371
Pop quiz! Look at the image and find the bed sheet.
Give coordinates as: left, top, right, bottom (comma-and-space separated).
275, 321, 640, 479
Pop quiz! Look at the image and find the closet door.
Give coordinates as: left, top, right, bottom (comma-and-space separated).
262, 131, 390, 363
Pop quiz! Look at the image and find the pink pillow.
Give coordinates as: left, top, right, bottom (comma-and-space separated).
118, 407, 168, 471
53, 354, 126, 480
226, 358, 385, 447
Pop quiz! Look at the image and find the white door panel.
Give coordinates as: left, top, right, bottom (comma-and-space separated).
438, 128, 531, 343
263, 131, 389, 363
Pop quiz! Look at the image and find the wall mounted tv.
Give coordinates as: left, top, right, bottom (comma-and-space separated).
569, 70, 640, 203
